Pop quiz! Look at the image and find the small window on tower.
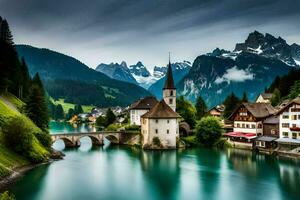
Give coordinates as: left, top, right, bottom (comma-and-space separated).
167, 129, 169, 134
170, 90, 174, 96
155, 129, 158, 134
169, 98, 173, 104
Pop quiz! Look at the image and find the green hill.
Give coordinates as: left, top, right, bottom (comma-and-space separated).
0, 94, 49, 179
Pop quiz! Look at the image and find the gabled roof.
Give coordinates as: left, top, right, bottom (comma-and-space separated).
141, 100, 181, 119
259, 93, 272, 99
229, 102, 276, 120
275, 98, 300, 115
128, 96, 158, 110
163, 62, 175, 89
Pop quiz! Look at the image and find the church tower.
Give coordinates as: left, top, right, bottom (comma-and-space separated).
163, 55, 176, 111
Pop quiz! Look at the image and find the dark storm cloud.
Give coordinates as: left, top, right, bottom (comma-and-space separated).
0, 0, 300, 68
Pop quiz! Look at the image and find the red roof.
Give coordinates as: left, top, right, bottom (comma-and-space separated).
224, 132, 257, 139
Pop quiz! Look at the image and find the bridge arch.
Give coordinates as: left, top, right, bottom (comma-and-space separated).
105, 134, 119, 144
53, 137, 78, 148
76, 135, 103, 146
179, 122, 191, 137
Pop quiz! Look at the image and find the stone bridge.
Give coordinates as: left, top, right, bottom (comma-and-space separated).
51, 131, 124, 148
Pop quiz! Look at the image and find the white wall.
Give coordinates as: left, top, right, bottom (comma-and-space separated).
141, 118, 179, 148
163, 89, 176, 111
233, 121, 263, 135
130, 109, 148, 126
279, 104, 300, 140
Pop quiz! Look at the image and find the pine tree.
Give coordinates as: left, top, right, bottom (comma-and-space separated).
288, 80, 300, 99
19, 58, 31, 99
32, 73, 45, 93
74, 104, 83, 115
105, 108, 116, 127
271, 88, 281, 106
195, 96, 207, 119
0, 19, 14, 45
66, 108, 75, 120
242, 91, 248, 103
25, 85, 49, 130
223, 92, 240, 118
55, 104, 65, 120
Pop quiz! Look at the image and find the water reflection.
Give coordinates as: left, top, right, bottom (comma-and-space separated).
49, 121, 97, 134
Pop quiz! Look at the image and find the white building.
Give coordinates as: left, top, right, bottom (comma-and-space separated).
276, 98, 300, 148
256, 93, 272, 103
128, 97, 158, 126
140, 59, 181, 149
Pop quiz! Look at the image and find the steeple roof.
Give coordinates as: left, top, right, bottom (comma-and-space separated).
141, 100, 181, 119
163, 56, 175, 90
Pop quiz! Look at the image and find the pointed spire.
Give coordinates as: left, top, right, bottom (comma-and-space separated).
163, 52, 175, 89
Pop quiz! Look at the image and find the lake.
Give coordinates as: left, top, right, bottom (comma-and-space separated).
4, 122, 300, 200
49, 121, 98, 134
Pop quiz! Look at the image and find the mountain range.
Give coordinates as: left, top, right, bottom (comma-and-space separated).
15, 45, 151, 107
15, 31, 300, 108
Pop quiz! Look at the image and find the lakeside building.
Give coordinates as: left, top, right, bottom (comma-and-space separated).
128, 97, 158, 125
139, 59, 181, 149
225, 102, 276, 149
256, 93, 272, 103
208, 104, 225, 117
275, 98, 300, 150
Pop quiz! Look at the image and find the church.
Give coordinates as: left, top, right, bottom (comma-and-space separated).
134, 58, 181, 149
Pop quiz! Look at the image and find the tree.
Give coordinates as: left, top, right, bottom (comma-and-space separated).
74, 104, 83, 115
0, 191, 15, 200
195, 96, 207, 119
241, 91, 248, 103
271, 88, 281, 106
66, 108, 75, 120
195, 116, 223, 146
96, 116, 106, 127
223, 92, 240, 118
288, 80, 300, 99
105, 108, 116, 127
19, 58, 31, 99
55, 104, 64, 120
32, 73, 45, 93
176, 96, 197, 128
0, 18, 14, 45
25, 85, 49, 130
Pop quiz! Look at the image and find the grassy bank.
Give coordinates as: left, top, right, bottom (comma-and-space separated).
50, 98, 94, 113
0, 94, 49, 180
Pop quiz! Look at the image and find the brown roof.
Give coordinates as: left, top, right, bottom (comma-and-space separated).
275, 98, 300, 115
141, 100, 181, 119
163, 62, 175, 89
260, 93, 272, 99
263, 115, 279, 124
229, 102, 276, 120
129, 96, 158, 110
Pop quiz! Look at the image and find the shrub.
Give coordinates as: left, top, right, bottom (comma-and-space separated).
106, 124, 121, 131
152, 137, 161, 146
33, 130, 52, 148
125, 125, 140, 131
2, 117, 33, 154
195, 116, 223, 146
0, 191, 15, 200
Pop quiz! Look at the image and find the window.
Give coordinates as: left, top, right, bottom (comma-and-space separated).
155, 119, 158, 123
271, 129, 276, 135
292, 133, 297, 139
251, 124, 256, 129
143, 119, 146, 125
257, 124, 262, 129
167, 120, 169, 124
242, 124, 245, 128
298, 115, 300, 120
237, 123, 240, 128
155, 129, 158, 134
167, 129, 169, 134
246, 124, 249, 128
170, 90, 174, 96
292, 115, 297, 120
240, 112, 248, 116
283, 132, 288, 137
169, 98, 173, 105
282, 115, 289, 119
282, 123, 289, 128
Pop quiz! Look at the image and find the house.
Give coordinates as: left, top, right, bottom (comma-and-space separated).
256, 93, 272, 103
254, 115, 279, 150
128, 96, 158, 125
275, 98, 300, 149
224, 102, 276, 149
208, 105, 225, 117
140, 59, 181, 149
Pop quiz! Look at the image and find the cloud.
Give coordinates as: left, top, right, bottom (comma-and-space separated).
215, 66, 254, 84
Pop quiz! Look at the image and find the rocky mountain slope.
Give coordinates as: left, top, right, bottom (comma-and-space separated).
177, 31, 299, 107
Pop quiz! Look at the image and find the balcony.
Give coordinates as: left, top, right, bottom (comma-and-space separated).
290, 127, 300, 131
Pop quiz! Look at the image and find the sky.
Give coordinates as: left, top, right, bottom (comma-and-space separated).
1, 0, 300, 71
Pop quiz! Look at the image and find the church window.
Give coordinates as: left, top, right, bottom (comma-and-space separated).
155, 129, 158, 134
167, 120, 169, 123
155, 119, 158, 123
170, 90, 174, 96
169, 98, 173, 104
167, 129, 169, 134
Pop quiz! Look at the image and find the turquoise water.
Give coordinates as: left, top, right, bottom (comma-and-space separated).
49, 121, 97, 134
4, 122, 300, 200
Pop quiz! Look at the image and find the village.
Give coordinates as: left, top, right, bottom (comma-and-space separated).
67, 58, 300, 158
